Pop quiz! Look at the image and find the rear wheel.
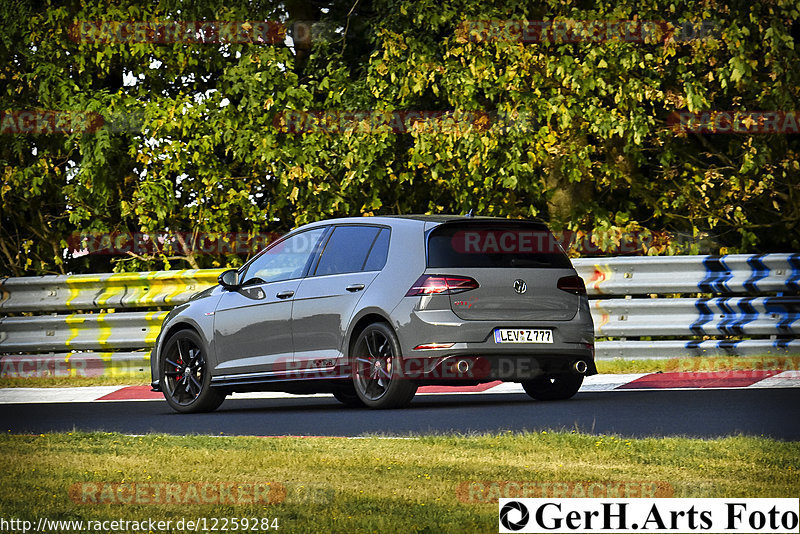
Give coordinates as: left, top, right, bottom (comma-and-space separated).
521, 373, 583, 401
160, 329, 225, 413
332, 386, 365, 407
351, 323, 417, 409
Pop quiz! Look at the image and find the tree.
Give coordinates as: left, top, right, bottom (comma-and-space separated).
1, 0, 798, 276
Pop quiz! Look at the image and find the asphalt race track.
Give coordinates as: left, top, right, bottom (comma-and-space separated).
3, 388, 799, 440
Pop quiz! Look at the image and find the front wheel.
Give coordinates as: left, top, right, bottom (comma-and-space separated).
160, 329, 225, 413
351, 323, 417, 409
521, 373, 584, 401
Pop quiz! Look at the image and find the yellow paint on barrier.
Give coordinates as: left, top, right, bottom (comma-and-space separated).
141, 272, 170, 307
164, 270, 191, 304
99, 352, 115, 376
123, 272, 151, 307
65, 352, 79, 378
102, 352, 130, 377
65, 274, 102, 309
97, 271, 153, 308
63, 270, 222, 311
67, 353, 78, 378
64, 314, 86, 347
144, 311, 168, 344
65, 352, 90, 378
96, 273, 128, 308
101, 352, 151, 377
96, 312, 113, 347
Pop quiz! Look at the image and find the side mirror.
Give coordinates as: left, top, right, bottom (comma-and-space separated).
218, 268, 240, 290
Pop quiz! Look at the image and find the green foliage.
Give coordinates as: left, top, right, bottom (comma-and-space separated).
1, 0, 798, 275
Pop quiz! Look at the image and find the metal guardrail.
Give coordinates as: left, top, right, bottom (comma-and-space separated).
572, 253, 800, 295
0, 269, 222, 313
0, 311, 167, 352
596, 339, 800, 359
591, 297, 800, 337
1, 253, 798, 377
572, 253, 800, 359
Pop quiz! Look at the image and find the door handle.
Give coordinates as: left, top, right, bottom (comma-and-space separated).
346, 284, 365, 292
276, 290, 295, 299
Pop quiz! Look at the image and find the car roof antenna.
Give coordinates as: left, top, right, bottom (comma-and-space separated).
465, 209, 474, 217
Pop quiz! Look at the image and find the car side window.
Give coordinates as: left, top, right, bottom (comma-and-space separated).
241, 227, 327, 285
313, 226, 384, 276
362, 228, 390, 271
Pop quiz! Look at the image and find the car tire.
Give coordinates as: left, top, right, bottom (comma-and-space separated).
521, 373, 584, 401
160, 329, 225, 413
351, 323, 417, 409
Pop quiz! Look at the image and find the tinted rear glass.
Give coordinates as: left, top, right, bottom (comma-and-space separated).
314, 225, 382, 276
363, 228, 390, 271
427, 222, 572, 269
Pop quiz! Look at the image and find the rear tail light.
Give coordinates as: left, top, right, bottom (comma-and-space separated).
405, 275, 479, 296
557, 275, 586, 295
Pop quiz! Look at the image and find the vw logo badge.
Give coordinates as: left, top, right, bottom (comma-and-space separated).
513, 279, 527, 294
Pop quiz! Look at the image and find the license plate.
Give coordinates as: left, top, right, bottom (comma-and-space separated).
494, 328, 553, 344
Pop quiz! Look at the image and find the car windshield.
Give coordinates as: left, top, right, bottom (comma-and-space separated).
242, 227, 327, 284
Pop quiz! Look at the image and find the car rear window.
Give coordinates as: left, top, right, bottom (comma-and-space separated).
426, 222, 572, 269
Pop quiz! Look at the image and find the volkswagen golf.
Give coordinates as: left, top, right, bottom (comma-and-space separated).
150, 215, 596, 412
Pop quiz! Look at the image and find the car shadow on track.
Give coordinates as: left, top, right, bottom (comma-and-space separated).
173, 392, 600, 415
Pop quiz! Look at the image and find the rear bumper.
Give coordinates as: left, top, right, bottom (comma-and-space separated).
400, 347, 596, 384
393, 300, 595, 382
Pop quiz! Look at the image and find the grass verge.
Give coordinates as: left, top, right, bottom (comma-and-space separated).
1, 432, 798, 533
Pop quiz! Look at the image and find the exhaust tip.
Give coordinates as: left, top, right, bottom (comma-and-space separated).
572, 360, 588, 375
456, 359, 471, 374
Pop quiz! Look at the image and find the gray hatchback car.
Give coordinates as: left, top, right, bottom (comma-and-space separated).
151, 215, 596, 412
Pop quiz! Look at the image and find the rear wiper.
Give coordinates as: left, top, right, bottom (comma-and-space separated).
509, 258, 552, 267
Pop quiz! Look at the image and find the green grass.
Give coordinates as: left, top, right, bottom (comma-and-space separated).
1, 432, 798, 533
1, 356, 797, 388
